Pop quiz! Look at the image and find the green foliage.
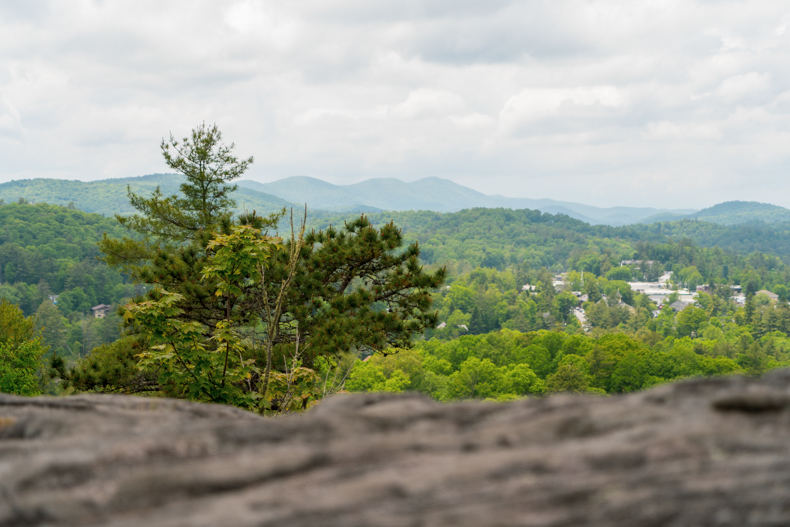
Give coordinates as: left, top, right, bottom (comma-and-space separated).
203, 224, 280, 298
89, 125, 445, 413
502, 363, 546, 396
0, 298, 37, 344
55, 336, 155, 394
343, 323, 789, 401
345, 360, 411, 393
124, 289, 260, 408
265, 367, 323, 411
0, 340, 47, 396
16, 130, 790, 407
95, 125, 276, 409
346, 331, 541, 401
448, 357, 502, 399
99, 126, 274, 309
35, 300, 67, 352
0, 300, 48, 395
201, 221, 297, 404
284, 216, 446, 365
606, 266, 633, 281
320, 208, 648, 275
344, 359, 388, 392
676, 306, 707, 337
0, 202, 133, 364
633, 220, 790, 262
546, 356, 600, 394
0, 202, 134, 317
308, 208, 790, 300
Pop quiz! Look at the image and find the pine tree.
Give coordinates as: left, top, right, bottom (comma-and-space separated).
93, 124, 445, 409
271, 216, 446, 368
99, 123, 274, 331
114, 122, 254, 243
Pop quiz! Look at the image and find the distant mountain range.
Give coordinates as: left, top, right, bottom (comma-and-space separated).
1, 174, 789, 228
236, 176, 695, 226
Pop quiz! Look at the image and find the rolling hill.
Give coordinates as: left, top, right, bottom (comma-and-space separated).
687, 201, 790, 225
639, 201, 790, 226
0, 174, 299, 217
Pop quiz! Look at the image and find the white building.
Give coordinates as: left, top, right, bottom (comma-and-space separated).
627, 280, 696, 305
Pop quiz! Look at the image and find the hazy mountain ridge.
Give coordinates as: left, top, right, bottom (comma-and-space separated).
237, 176, 694, 226
238, 176, 480, 214
2, 175, 788, 228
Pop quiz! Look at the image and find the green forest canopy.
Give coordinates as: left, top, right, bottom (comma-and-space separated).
0, 202, 135, 358
4, 195, 790, 402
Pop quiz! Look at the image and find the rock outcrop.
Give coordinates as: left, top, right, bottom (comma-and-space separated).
3, 371, 790, 526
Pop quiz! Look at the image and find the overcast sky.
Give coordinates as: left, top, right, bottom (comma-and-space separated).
1, 1, 789, 209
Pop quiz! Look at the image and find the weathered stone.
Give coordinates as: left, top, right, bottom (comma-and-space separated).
2, 372, 790, 526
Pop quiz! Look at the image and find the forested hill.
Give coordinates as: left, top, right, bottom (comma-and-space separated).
5, 199, 790, 363
5, 199, 790, 298
0, 202, 141, 359
347, 208, 665, 272
6, 198, 790, 282
0, 175, 298, 216
310, 207, 667, 276
639, 201, 790, 226
310, 207, 790, 274
0, 202, 134, 309
687, 201, 790, 224
630, 220, 790, 259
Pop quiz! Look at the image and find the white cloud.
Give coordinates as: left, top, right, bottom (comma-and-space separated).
498, 86, 627, 137
0, 95, 23, 141
388, 89, 466, 120
646, 121, 723, 142
716, 72, 774, 105
0, 0, 790, 207
224, 1, 301, 48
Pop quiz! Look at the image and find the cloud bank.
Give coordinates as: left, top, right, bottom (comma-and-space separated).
1, 0, 789, 208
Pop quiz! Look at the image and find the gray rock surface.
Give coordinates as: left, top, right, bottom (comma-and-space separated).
3, 372, 790, 526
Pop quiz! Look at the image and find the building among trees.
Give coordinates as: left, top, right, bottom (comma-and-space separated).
91, 304, 112, 319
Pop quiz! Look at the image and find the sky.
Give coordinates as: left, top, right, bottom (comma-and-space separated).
1, 0, 789, 209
